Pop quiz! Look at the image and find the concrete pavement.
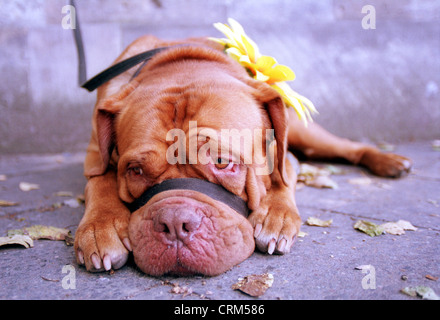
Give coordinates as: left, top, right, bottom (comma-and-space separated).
0, 141, 439, 300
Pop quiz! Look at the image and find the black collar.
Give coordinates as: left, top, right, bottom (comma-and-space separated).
81, 47, 170, 92
126, 178, 249, 218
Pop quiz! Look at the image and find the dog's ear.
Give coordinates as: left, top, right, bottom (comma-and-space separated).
245, 79, 289, 186
84, 82, 138, 178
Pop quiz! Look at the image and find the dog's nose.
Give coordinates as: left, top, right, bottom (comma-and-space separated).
153, 208, 202, 241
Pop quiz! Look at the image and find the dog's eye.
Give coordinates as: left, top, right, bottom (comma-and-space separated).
128, 166, 143, 176
215, 158, 233, 170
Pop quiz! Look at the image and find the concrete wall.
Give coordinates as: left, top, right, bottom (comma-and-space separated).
1, 0, 439, 154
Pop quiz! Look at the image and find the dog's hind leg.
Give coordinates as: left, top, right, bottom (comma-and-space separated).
285, 108, 412, 178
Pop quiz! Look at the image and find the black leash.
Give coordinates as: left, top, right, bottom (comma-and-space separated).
70, 0, 170, 92
70, 0, 87, 86
127, 178, 249, 218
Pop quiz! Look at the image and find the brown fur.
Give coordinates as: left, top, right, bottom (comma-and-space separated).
74, 35, 411, 275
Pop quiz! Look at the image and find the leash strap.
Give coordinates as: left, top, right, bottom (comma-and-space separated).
70, 0, 87, 86
70, 0, 170, 92
127, 178, 249, 218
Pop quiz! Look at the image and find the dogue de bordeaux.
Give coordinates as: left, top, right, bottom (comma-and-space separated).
74, 35, 412, 276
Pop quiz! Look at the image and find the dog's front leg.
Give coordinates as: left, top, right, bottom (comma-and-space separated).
248, 157, 301, 255
74, 170, 131, 272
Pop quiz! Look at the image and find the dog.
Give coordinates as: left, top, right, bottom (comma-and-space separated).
74, 35, 412, 276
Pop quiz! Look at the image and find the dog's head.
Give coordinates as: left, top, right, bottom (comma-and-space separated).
85, 45, 290, 276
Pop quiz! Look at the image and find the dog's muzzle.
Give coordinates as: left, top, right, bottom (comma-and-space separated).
126, 178, 249, 218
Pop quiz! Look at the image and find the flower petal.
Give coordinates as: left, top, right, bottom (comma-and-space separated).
226, 47, 245, 61
255, 70, 270, 82
265, 65, 296, 82
256, 56, 277, 72
228, 18, 245, 36
241, 34, 258, 63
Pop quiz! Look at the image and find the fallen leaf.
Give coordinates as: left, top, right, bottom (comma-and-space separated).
306, 175, 338, 189
395, 220, 417, 231
297, 163, 341, 190
8, 225, 73, 245
63, 198, 80, 208
380, 222, 405, 235
379, 220, 417, 235
232, 273, 274, 297
298, 163, 321, 179
401, 286, 440, 300
354, 220, 384, 237
19, 182, 40, 192
297, 231, 308, 238
0, 235, 34, 248
0, 174, 6, 181
324, 165, 345, 175
0, 200, 19, 207
306, 217, 333, 227
348, 177, 372, 186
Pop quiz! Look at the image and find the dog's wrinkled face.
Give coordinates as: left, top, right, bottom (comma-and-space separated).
104, 63, 275, 275
93, 45, 290, 275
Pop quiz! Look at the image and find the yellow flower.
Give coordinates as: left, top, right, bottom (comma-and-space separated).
209, 18, 318, 124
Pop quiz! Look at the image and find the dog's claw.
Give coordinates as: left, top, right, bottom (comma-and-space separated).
254, 224, 262, 238
277, 238, 287, 253
91, 253, 102, 270
103, 255, 112, 271
267, 239, 276, 255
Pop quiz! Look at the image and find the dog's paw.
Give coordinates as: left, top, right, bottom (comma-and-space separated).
74, 213, 131, 272
360, 149, 412, 178
249, 200, 301, 255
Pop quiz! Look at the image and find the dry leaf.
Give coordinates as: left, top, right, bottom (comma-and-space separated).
0, 235, 34, 248
380, 222, 406, 235
306, 217, 333, 227
401, 286, 440, 300
0, 200, 19, 207
395, 220, 417, 231
232, 273, 274, 297
297, 164, 340, 189
306, 175, 338, 189
8, 225, 73, 245
19, 182, 40, 192
380, 220, 417, 235
297, 231, 308, 238
298, 163, 321, 179
354, 220, 384, 237
63, 198, 80, 208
